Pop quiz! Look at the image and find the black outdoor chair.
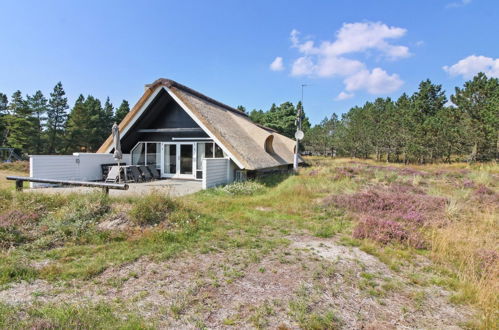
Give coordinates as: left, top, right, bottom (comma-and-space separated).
147, 164, 160, 179
139, 166, 153, 181
128, 166, 143, 182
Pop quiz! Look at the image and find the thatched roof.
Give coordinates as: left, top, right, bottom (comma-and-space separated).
97, 79, 301, 170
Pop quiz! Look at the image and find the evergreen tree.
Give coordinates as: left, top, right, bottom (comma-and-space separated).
26, 90, 48, 153
411, 80, 447, 163
46, 82, 68, 153
65, 95, 88, 152
236, 105, 247, 113
5, 90, 36, 153
100, 97, 114, 142
248, 101, 311, 138
83, 95, 104, 151
114, 100, 130, 124
451, 72, 499, 161
0, 93, 7, 146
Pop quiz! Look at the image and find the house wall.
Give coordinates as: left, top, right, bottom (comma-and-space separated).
29, 153, 130, 188
202, 158, 230, 189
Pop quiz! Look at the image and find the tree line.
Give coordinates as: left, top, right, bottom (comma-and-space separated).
248, 73, 498, 163
0, 82, 130, 155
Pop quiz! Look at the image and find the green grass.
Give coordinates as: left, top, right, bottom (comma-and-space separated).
0, 157, 496, 328
0, 301, 150, 329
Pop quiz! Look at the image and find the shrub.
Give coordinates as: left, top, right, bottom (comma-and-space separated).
353, 216, 426, 249
129, 193, 177, 226
217, 181, 265, 196
37, 194, 110, 247
324, 183, 446, 248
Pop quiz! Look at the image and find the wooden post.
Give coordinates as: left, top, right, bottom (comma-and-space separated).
15, 180, 23, 191
102, 187, 109, 195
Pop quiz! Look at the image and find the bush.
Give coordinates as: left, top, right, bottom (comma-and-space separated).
217, 181, 265, 196
36, 193, 110, 247
129, 193, 177, 226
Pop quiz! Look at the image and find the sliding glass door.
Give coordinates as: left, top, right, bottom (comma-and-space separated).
161, 143, 195, 178
179, 144, 193, 175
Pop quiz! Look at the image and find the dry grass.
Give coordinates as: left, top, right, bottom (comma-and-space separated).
0, 157, 496, 328
309, 157, 498, 328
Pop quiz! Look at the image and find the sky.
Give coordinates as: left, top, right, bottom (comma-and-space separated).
0, 0, 498, 124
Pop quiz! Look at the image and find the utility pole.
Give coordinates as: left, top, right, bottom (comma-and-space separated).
294, 84, 307, 172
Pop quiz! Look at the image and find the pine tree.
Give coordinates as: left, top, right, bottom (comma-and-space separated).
236, 105, 247, 113
46, 82, 68, 153
411, 80, 447, 163
100, 97, 114, 142
65, 95, 88, 152
83, 95, 104, 151
26, 90, 48, 154
5, 90, 36, 153
114, 100, 130, 124
451, 72, 499, 161
0, 93, 7, 146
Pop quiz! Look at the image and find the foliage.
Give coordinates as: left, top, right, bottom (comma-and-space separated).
46, 82, 69, 153
304, 73, 498, 162
249, 101, 311, 138
216, 180, 266, 195
0, 158, 496, 327
0, 82, 129, 155
114, 99, 130, 124
129, 193, 178, 226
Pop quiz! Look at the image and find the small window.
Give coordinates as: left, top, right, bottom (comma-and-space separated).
214, 143, 224, 158
264, 135, 274, 153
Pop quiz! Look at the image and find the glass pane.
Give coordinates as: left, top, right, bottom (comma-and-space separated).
214, 143, 224, 158
204, 142, 214, 158
131, 143, 145, 165
146, 143, 158, 167
196, 143, 205, 170
180, 144, 193, 174
164, 144, 176, 174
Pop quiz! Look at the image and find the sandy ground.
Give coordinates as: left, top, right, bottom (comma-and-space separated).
27, 179, 203, 197
0, 236, 473, 329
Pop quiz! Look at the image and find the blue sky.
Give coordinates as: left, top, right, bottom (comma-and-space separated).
0, 0, 497, 124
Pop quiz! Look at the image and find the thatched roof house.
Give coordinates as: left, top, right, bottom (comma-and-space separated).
97, 79, 300, 186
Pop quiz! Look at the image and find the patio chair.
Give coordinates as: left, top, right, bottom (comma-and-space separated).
147, 164, 160, 179
129, 166, 143, 183
105, 166, 122, 183
139, 165, 153, 181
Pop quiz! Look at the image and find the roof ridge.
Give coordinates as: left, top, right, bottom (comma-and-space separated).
146, 78, 248, 117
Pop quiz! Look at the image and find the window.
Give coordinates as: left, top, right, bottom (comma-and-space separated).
131, 143, 145, 165
214, 143, 224, 158
264, 135, 274, 153
146, 142, 160, 169
132, 142, 160, 167
205, 142, 214, 158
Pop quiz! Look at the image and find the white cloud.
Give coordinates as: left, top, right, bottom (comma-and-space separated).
335, 91, 354, 100
343, 68, 404, 94
446, 0, 472, 8
270, 56, 284, 71
321, 22, 410, 59
287, 22, 408, 96
443, 55, 499, 79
